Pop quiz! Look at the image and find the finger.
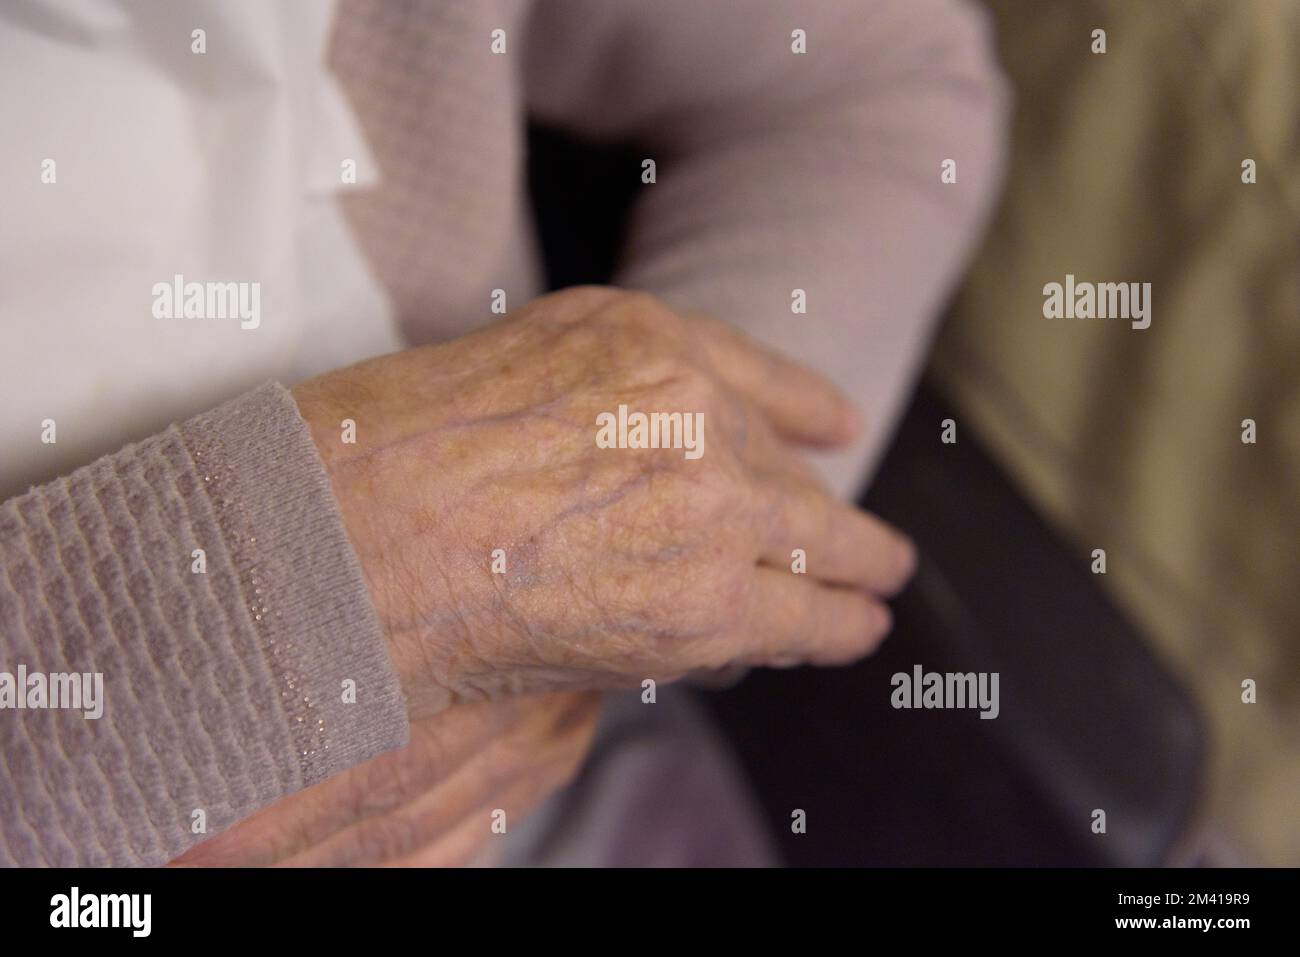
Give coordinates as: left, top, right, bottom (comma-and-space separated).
278, 693, 599, 867
276, 742, 523, 867
686, 312, 862, 447
384, 745, 591, 868
753, 471, 916, 595
172, 698, 525, 866
738, 567, 894, 667
384, 816, 494, 867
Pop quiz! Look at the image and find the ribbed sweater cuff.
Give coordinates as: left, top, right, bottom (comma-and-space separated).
183, 382, 410, 781
0, 381, 409, 866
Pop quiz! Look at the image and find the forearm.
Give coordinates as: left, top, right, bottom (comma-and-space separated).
0, 382, 408, 866
528, 0, 1011, 495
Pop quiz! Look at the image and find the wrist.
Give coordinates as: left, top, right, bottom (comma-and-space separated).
289, 379, 454, 720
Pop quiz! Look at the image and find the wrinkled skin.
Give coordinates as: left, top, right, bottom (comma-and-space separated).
172, 691, 600, 867
292, 286, 917, 717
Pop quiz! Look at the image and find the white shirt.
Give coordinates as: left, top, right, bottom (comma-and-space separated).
0, 0, 401, 499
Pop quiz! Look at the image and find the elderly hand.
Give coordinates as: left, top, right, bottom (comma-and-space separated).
170, 691, 600, 866
292, 287, 916, 717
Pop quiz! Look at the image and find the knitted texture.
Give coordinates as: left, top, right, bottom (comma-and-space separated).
0, 383, 408, 866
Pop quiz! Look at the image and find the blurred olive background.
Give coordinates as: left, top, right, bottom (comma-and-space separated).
931, 0, 1299, 864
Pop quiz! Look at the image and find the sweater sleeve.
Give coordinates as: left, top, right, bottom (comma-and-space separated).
524, 0, 1010, 497
0, 382, 409, 867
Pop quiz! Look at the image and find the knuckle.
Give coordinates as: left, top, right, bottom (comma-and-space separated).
586, 292, 693, 359
349, 750, 420, 819
356, 812, 424, 864
679, 560, 752, 638
528, 284, 624, 325
658, 363, 718, 411
611, 290, 682, 329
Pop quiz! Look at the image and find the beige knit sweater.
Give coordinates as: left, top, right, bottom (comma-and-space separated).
0, 0, 1007, 866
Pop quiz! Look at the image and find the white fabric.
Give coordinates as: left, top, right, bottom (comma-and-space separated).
0, 0, 401, 499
